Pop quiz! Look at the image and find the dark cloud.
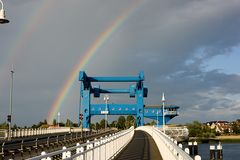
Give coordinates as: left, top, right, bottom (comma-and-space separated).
1, 0, 240, 126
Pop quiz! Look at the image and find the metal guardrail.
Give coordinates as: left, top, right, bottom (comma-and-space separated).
0, 127, 90, 140
27, 126, 134, 160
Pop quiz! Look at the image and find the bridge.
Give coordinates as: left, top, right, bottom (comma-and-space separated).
0, 72, 191, 159
21, 126, 201, 160
79, 71, 179, 128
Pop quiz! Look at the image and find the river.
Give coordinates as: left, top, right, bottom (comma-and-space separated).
196, 143, 240, 160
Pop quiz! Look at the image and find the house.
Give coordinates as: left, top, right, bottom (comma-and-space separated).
206, 121, 231, 134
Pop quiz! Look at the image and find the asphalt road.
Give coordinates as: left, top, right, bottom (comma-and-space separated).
115, 130, 163, 160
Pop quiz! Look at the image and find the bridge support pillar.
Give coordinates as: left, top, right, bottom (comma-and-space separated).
136, 89, 144, 127
82, 89, 90, 128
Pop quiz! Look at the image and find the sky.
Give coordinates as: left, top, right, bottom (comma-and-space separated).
0, 0, 240, 126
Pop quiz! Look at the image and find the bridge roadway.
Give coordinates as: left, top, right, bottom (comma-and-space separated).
0, 129, 116, 159
115, 130, 162, 160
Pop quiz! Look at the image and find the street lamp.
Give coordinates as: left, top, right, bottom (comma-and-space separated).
103, 95, 109, 130
156, 111, 159, 127
162, 92, 166, 134
7, 66, 14, 140
0, 0, 9, 24
57, 112, 60, 127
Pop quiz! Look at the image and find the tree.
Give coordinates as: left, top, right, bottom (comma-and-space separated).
232, 122, 240, 134
43, 119, 48, 125
110, 121, 117, 128
187, 121, 216, 138
90, 123, 95, 130
100, 119, 106, 129
13, 124, 19, 129
31, 124, 37, 129
65, 119, 73, 127
187, 121, 203, 137
117, 116, 126, 130
126, 115, 135, 128
150, 121, 157, 126
52, 119, 57, 126
96, 122, 100, 130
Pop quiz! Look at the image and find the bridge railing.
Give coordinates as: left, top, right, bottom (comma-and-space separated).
27, 126, 134, 160
0, 129, 7, 140
152, 126, 193, 160
0, 127, 93, 140
137, 126, 199, 160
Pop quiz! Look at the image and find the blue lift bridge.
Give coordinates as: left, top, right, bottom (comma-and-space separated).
79, 71, 179, 128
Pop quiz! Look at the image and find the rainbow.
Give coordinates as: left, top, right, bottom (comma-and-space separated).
47, 1, 143, 123
0, 1, 55, 72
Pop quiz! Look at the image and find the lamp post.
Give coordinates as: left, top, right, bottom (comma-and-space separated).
157, 111, 159, 127
0, 0, 9, 24
103, 95, 109, 130
162, 92, 165, 133
7, 66, 14, 140
57, 112, 60, 127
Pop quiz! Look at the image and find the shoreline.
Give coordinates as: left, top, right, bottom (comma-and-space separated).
189, 135, 240, 143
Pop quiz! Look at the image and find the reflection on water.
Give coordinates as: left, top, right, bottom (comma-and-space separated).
197, 143, 240, 160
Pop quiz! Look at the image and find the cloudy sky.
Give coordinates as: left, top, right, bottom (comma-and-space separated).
0, 0, 240, 126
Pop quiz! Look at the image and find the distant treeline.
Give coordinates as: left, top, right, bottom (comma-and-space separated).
0, 115, 138, 130
186, 120, 240, 138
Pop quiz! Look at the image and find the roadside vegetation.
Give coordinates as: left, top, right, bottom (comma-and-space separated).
186, 119, 240, 139
0, 115, 137, 130
186, 121, 216, 138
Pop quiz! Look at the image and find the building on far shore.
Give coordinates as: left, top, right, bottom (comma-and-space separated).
206, 121, 232, 134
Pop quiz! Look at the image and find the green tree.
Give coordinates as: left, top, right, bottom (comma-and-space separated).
150, 121, 157, 126
117, 116, 126, 130
31, 124, 37, 128
232, 122, 240, 134
96, 122, 100, 130
187, 121, 203, 137
43, 119, 48, 125
110, 121, 117, 128
65, 119, 73, 127
52, 119, 57, 126
90, 123, 95, 130
100, 119, 106, 129
187, 121, 216, 138
224, 128, 229, 135
126, 115, 135, 128
13, 124, 19, 129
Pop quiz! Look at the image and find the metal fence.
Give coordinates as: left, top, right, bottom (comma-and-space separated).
0, 127, 89, 140
27, 126, 134, 160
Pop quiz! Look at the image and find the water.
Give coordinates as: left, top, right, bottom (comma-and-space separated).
197, 143, 240, 160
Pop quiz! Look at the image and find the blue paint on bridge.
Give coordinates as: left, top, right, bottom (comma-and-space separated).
79, 71, 179, 128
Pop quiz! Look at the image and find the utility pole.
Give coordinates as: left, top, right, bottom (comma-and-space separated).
162, 92, 165, 134
8, 66, 14, 140
57, 112, 60, 127
103, 95, 109, 130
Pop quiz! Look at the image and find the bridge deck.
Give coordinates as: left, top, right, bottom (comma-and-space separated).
115, 130, 162, 160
